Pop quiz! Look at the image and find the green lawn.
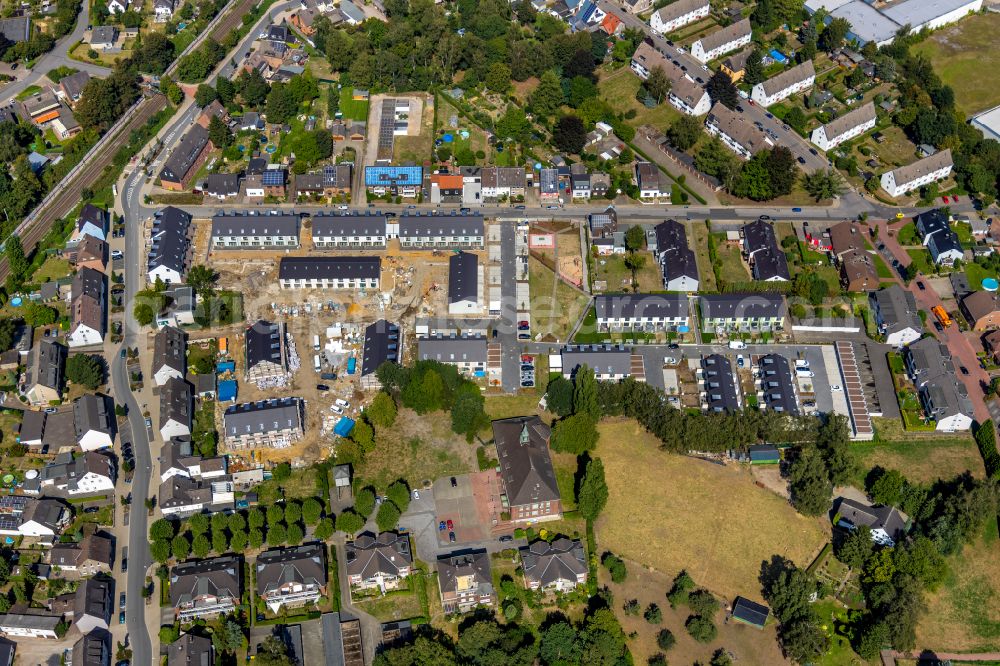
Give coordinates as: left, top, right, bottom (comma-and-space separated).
339, 88, 370, 122
965, 261, 998, 287
598, 66, 683, 130
913, 12, 1000, 115
849, 436, 984, 486
906, 248, 934, 275
952, 222, 973, 247
873, 253, 894, 279
710, 232, 751, 285
16, 85, 42, 100
32, 256, 71, 283
896, 222, 920, 246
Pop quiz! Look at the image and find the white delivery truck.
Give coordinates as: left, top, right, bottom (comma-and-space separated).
313, 335, 321, 351
313, 354, 321, 372
728, 341, 747, 350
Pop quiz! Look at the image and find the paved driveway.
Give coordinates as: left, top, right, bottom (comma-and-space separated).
429, 475, 486, 545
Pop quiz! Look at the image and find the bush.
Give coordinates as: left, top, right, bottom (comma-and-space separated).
602, 552, 627, 583
685, 615, 718, 643
644, 603, 662, 624
354, 487, 376, 517
656, 629, 676, 651
975, 421, 1000, 479
375, 500, 401, 532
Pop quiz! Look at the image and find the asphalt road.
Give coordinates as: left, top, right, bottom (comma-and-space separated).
0, 0, 110, 105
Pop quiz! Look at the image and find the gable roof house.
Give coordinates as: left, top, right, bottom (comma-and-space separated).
73, 394, 114, 451
628, 41, 710, 116
869, 285, 922, 347
255, 543, 327, 612
915, 208, 964, 266
72, 235, 108, 273
520, 538, 587, 592
706, 102, 774, 159
635, 161, 663, 198
159, 377, 193, 440
158, 475, 217, 517
398, 212, 485, 249
880, 149, 953, 198
244, 320, 288, 385
222, 398, 304, 450
69, 267, 107, 348
649, 0, 709, 34
827, 220, 866, 259
756, 354, 798, 415
834, 497, 906, 546
159, 125, 213, 191
48, 531, 113, 576
25, 340, 66, 405
699, 293, 787, 332
344, 532, 412, 592
17, 498, 71, 539
741, 219, 790, 281
594, 293, 690, 332
492, 417, 562, 523
731, 597, 770, 629
58, 71, 91, 105
691, 18, 752, 64
839, 249, 879, 292
961, 290, 1000, 330
72, 577, 113, 634
651, 219, 699, 291
90, 23, 118, 46
437, 551, 495, 614
448, 251, 481, 315
40, 451, 116, 497
904, 337, 974, 432
148, 206, 193, 285
170, 556, 243, 621
204, 173, 240, 200
309, 212, 387, 249
167, 634, 214, 666
360, 320, 401, 390
701, 354, 741, 412
159, 437, 227, 483
154, 326, 187, 386
73, 204, 108, 244
811, 102, 877, 151
154, 0, 175, 21
277, 257, 381, 290
751, 60, 816, 107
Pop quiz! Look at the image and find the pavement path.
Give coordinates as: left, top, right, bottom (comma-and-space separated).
881, 650, 1000, 666
0, 0, 111, 104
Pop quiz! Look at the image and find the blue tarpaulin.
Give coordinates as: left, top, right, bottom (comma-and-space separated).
334, 417, 356, 437
769, 49, 789, 64
347, 357, 357, 374
217, 361, 236, 373
217, 380, 237, 401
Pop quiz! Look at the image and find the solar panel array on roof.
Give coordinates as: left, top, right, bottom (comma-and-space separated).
0, 516, 19, 531
835, 341, 873, 440
377, 98, 398, 161
262, 170, 285, 186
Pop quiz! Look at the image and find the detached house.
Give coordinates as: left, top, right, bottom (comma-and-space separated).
649, 0, 709, 34
751, 60, 815, 107
39, 452, 115, 497
492, 417, 562, 523
651, 219, 699, 291
255, 543, 327, 613
869, 285, 922, 347
691, 19, 751, 63
148, 207, 192, 285
915, 209, 963, 266
521, 538, 587, 592
170, 556, 243, 621
167, 634, 214, 666
635, 162, 663, 199
73, 204, 108, 244
69, 267, 107, 347
344, 532, 412, 594
159, 377, 193, 440
49, 531, 113, 576
154, 0, 175, 21
153, 326, 186, 387
904, 337, 973, 432
834, 497, 906, 547
159, 437, 227, 483
25, 340, 66, 406
880, 149, 953, 198
437, 551, 495, 614
448, 251, 482, 315
961, 291, 1000, 330
72, 577, 113, 634
73, 394, 114, 451
741, 218, 790, 282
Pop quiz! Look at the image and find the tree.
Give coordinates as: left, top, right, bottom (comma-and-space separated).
707, 72, 739, 109
667, 115, 703, 151
314, 518, 335, 540
272, 463, 291, 482
375, 501, 401, 531
710, 649, 734, 666
336, 510, 365, 534
835, 525, 873, 568
553, 115, 587, 154
644, 603, 662, 624
265, 83, 298, 124
65, 354, 103, 389
171, 534, 190, 560
195, 84, 218, 107
495, 106, 531, 144
802, 169, 846, 201
213, 619, 245, 654
266, 504, 284, 526
744, 48, 766, 86
189, 513, 210, 536
530, 70, 564, 118
355, 488, 376, 518
685, 615, 717, 643
485, 62, 512, 93
568, 76, 597, 108
688, 589, 719, 617
22, 302, 58, 327
133, 302, 155, 327
238, 69, 270, 108
286, 523, 304, 545
602, 552, 627, 582
451, 388, 489, 439
247, 507, 265, 529
573, 365, 601, 419
150, 518, 175, 541
192, 534, 211, 558
386, 481, 411, 514
870, 468, 905, 506
207, 114, 232, 148
267, 524, 287, 546
366, 392, 397, 428
255, 636, 296, 666
216, 77, 236, 105
551, 413, 599, 455
819, 17, 850, 51
0, 318, 16, 352
249, 528, 264, 549
578, 457, 609, 521
302, 498, 322, 525
185, 264, 218, 298
667, 570, 695, 607
815, 414, 854, 486
789, 447, 833, 516
151, 538, 171, 563
230, 531, 248, 553
781, 619, 830, 663
625, 225, 645, 252
656, 629, 675, 651
546, 376, 575, 417
646, 66, 671, 104
539, 621, 581, 665
762, 565, 815, 625
350, 418, 375, 453
623, 253, 646, 272
285, 501, 302, 525
4, 236, 27, 283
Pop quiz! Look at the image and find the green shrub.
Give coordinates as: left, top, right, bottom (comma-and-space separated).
975, 421, 1000, 479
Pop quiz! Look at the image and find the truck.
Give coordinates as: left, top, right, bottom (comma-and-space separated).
932, 305, 953, 328
313, 354, 321, 372
728, 341, 747, 350
313, 335, 321, 351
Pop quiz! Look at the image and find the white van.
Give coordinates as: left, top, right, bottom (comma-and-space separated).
313, 335, 321, 351
728, 341, 747, 350
313, 354, 321, 372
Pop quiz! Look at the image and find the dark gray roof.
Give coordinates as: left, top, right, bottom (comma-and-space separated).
60, 70, 91, 100
520, 538, 586, 587
560, 344, 634, 377
702, 354, 739, 412
310, 212, 386, 238
757, 354, 798, 415
595, 293, 688, 320
344, 532, 411, 579
870, 285, 921, 335
149, 208, 191, 275
49, 532, 113, 568
154, 326, 186, 375
245, 320, 284, 371
255, 543, 326, 596
19, 410, 46, 445
170, 556, 242, 608
21, 498, 68, 530
699, 294, 787, 320
399, 213, 484, 239
160, 377, 193, 430
205, 173, 239, 196
211, 211, 300, 238
732, 597, 770, 627
159, 475, 212, 509
278, 256, 380, 281
0, 613, 61, 631
448, 252, 478, 304
742, 219, 790, 281
492, 416, 559, 505
90, 25, 117, 45
160, 125, 210, 184
167, 633, 214, 666
41, 451, 115, 490
835, 497, 906, 543
75, 576, 113, 622
652, 219, 698, 284
361, 320, 400, 376
223, 398, 303, 438
0, 16, 30, 42
0, 638, 14, 666
72, 628, 111, 666
28, 340, 66, 391
916, 209, 962, 259
417, 336, 488, 364
437, 551, 493, 595
73, 394, 113, 438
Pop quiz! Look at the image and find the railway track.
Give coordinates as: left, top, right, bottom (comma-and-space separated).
0, 0, 262, 283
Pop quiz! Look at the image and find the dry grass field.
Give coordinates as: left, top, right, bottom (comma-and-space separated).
594, 419, 828, 600
849, 437, 984, 486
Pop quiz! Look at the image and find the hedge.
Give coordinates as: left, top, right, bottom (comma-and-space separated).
974, 420, 1000, 479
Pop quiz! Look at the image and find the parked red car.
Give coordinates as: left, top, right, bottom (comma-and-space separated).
446, 519, 454, 530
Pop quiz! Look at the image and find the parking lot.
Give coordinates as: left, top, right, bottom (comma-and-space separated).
431, 475, 487, 545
